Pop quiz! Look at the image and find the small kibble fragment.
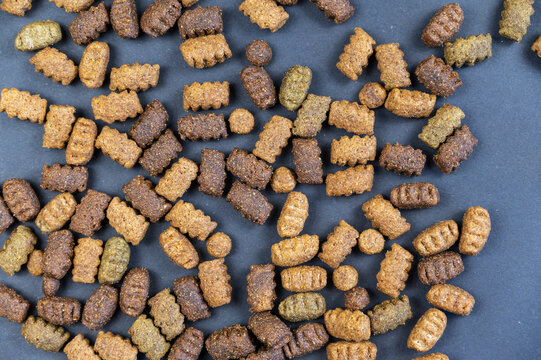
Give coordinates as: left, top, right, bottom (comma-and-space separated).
42, 105, 76, 149
0, 225, 37, 276
309, 0, 354, 24
14, 21, 62, 51
92, 91, 143, 124
292, 94, 332, 138
27, 249, 44, 276
0, 88, 47, 124
198, 148, 227, 197
122, 175, 171, 222
98, 237, 130, 284
326, 341, 377, 360
271, 167, 296, 193
159, 227, 198, 269
367, 295, 412, 335
532, 35, 541, 57
30, 47, 78, 86
169, 327, 204, 360
119, 267, 150, 317
413, 220, 459, 256
391, 182, 440, 210
319, 220, 359, 269
421, 3, 464, 47
180, 34, 232, 69
183, 81, 229, 111
379, 143, 426, 177
165, 200, 217, 241
272, 234, 319, 267
433, 125, 478, 174
42, 275, 61, 297
69, 3, 110, 46
283, 323, 329, 358
0, 284, 30, 323
64, 334, 100, 360
111, 0, 139, 39
149, 289, 185, 340
292, 138, 323, 184
415, 55, 462, 98
172, 276, 211, 321
207, 232, 232, 258
413, 354, 449, 360
95, 126, 142, 169
94, 331, 138, 360
459, 206, 491, 256
227, 181, 274, 225
37, 296, 81, 325
82, 284, 118, 331
43, 230, 75, 280
246, 40, 273, 66
418, 104, 464, 149
246, 264, 277, 313
141, 0, 182, 37
444, 34, 492, 68
178, 5, 223, 40
21, 316, 70, 352
41, 164, 88, 193
333, 265, 358, 291
244, 348, 285, 360
324, 308, 371, 342
0, 0, 31, 16
128, 315, 170, 360
178, 113, 228, 141
344, 287, 370, 311
241, 66, 277, 110
328, 100, 374, 136
107, 197, 149, 245
0, 196, 13, 235
279, 65, 312, 111
407, 308, 447, 352
359, 82, 386, 109
72, 237, 103, 283
325, 165, 374, 197
205, 325, 256, 360
253, 115, 293, 164
375, 43, 411, 90
66, 118, 98, 166
156, 157, 198, 202
279, 292, 326, 322
3, 179, 40, 222
35, 193, 77, 234
358, 229, 384, 255
238, 0, 289, 32
229, 109, 255, 134
499, 0, 534, 42
385, 88, 436, 118
376, 243, 413, 298
198, 259, 232, 308
129, 99, 168, 148
248, 311, 292, 348
336, 27, 375, 81
50, 0, 94, 13
226, 148, 273, 190
110, 63, 160, 92
418, 251, 464, 285
426, 284, 475, 316
277, 191, 308, 238
281, 265, 327, 292
70, 190, 111, 237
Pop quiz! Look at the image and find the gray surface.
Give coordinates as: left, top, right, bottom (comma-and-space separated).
0, 0, 540, 359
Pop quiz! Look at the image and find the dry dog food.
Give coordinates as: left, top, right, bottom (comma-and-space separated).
271, 167, 296, 193
37, 296, 81, 325
165, 200, 217, 240
325, 165, 374, 197
198, 259, 232, 308
499, 0, 534, 42
0, 88, 47, 123
79, 41, 110, 88
119, 268, 149, 317
2, 179, 40, 222
107, 197, 149, 245
281, 265, 327, 292
376, 243, 413, 297
70, 190, 111, 237
141, 0, 181, 37
96, 126, 142, 169
159, 226, 198, 269
283, 323, 329, 358
205, 325, 256, 360
0, 225, 36, 275
35, 192, 77, 233
229, 108, 254, 134
98, 237, 130, 284
413, 220, 459, 256
129, 99, 168, 148
279, 65, 312, 111
249, 312, 292, 348
427, 284, 475, 316
319, 220, 359, 268
110, 63, 160, 92
246, 264, 276, 313
94, 331, 138, 360
42, 105, 76, 149
328, 100, 374, 135
110, 0, 139, 38
43, 230, 75, 280
198, 148, 226, 197
149, 289, 185, 340
415, 55, 462, 97
227, 148, 273, 190
178, 113, 228, 141
207, 232, 231, 258
385, 88, 436, 118
183, 81, 229, 111
66, 118, 97, 165
459, 206, 491, 255
332, 265, 358, 291
367, 295, 412, 335
324, 308, 370, 342
238, 0, 289, 32
30, 47, 78, 85
253, 115, 293, 164
64, 334, 100, 360
181, 0, 198, 7
245, 39, 273, 66
421, 3, 464, 47
271, 234, 319, 267
240, 66, 277, 110
72, 237, 103, 283
418, 251, 464, 285
21, 316, 70, 352
444, 34, 492, 67
128, 315, 170, 360
41, 164, 88, 193
179, 5, 223, 40
42, 275, 61, 297
326, 341, 377, 360
532, 35, 541, 56
358, 82, 386, 109
279, 292, 326, 322
336, 27, 375, 81
407, 308, 447, 352
358, 229, 384, 255
277, 191, 308, 238
433, 125, 478, 174
14, 21, 62, 51
169, 327, 204, 360
82, 284, 118, 330
309, 0, 354, 24
27, 249, 44, 276
390, 182, 440, 210
122, 176, 171, 222
134, 125, 180, 175
292, 138, 323, 184
50, 0, 94, 12
375, 43, 411, 90
292, 94, 332, 137
344, 287, 370, 311
0, 196, 13, 234
379, 143, 426, 177
92, 91, 143, 124
0, 284, 30, 323
156, 157, 198, 202
69, 2, 110, 46
180, 34, 232, 68
418, 104, 464, 149
227, 180, 273, 225
243, 348, 285, 360
413, 354, 449, 360
0, 0, 31, 16
172, 276, 211, 321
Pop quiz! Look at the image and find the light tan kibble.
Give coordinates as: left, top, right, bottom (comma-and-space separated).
332, 265, 358, 291
271, 167, 296, 193
358, 229, 384, 254
207, 232, 232, 258
229, 109, 254, 134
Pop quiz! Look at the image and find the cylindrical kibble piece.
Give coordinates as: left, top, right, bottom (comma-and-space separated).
110, 63, 160, 92
421, 3, 464, 47
326, 165, 374, 197
0, 225, 37, 276
82, 284, 118, 331
30, 47, 78, 86
444, 34, 492, 68
165, 200, 217, 241
248, 311, 293, 348
129, 315, 170, 360
199, 148, 227, 198
336, 27, 375, 81
95, 126, 142, 168
413, 220, 459, 256
107, 197, 149, 245
433, 125, 478, 174
129, 99, 168, 148
169, 327, 204, 360
318, 220, 359, 269
499, 0, 534, 42
43, 230, 75, 280
358, 229, 384, 255
3, 178, 40, 222
69, 3, 110, 46
0, 284, 30, 323
122, 175, 172, 222
92, 91, 143, 124
375, 43, 411, 90
14, 21, 62, 51
271, 167, 296, 193
344, 287, 370, 311
98, 237, 130, 284
35, 192, 77, 234
229, 109, 255, 134
70, 190, 111, 237
379, 142, 426, 177
292, 138, 323, 184
41, 164, 88, 193
418, 251, 464, 285
283, 323, 329, 358
178, 5, 223, 39
246, 40, 272, 66
42, 105, 76, 149
238, 0, 289, 32
42, 275, 61, 297
362, 194, 411, 240
177, 113, 228, 141
79, 41, 110, 88
179, 34, 232, 69
415, 55, 462, 97
281, 266, 327, 292
328, 100, 374, 136
271, 234, 319, 267
156, 157, 198, 202
245, 348, 285, 360
277, 191, 308, 238
418, 104, 464, 149
198, 259, 232, 308
21, 316, 70, 352
27, 249, 44, 276
246, 264, 277, 313
0, 88, 47, 123
141, 0, 182, 37
385, 88, 436, 118
324, 308, 371, 342
279, 65, 312, 111
358, 82, 386, 109
459, 206, 491, 256
110, 0, 139, 39
119, 268, 149, 318
292, 94, 332, 138
183, 81, 229, 111
253, 116, 293, 164
278, 292, 326, 322
172, 276, 211, 321
226, 181, 273, 225
367, 295, 412, 335
326, 341, 377, 360
426, 284, 475, 316
333, 265, 358, 291
207, 232, 231, 258
37, 296, 81, 325
72, 237, 103, 283
407, 308, 447, 352
309, 0, 354, 24
148, 289, 185, 340
241, 66, 277, 110
64, 334, 100, 360
94, 331, 138, 360
66, 118, 97, 166
376, 243, 414, 298
206, 325, 256, 360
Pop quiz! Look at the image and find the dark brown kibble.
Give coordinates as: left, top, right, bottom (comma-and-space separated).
390, 182, 440, 209
141, 0, 182, 37
172, 276, 211, 322
358, 82, 387, 109
226, 148, 273, 190
69, 2, 110, 46
129, 100, 169, 148
82, 284, 118, 331
418, 251, 464, 285
248, 312, 292, 349
178, 6, 223, 40
344, 287, 370, 311
43, 230, 75, 280
243, 348, 285, 360
226, 181, 273, 225
309, 0, 354, 24
367, 295, 412, 335
0, 284, 30, 323
415, 55, 462, 98
292, 138, 323, 184
277, 0, 297, 4
37, 297, 81, 325
0, 196, 14, 234
246, 264, 276, 313
3, 178, 40, 222
205, 325, 256, 360
69, 190, 111, 237
379, 143, 426, 177
42, 275, 61, 297
246, 40, 273, 66
169, 327, 204, 360
240, 66, 277, 110
139, 129, 183, 177
422, 3, 464, 47
40, 164, 88, 193
283, 323, 329, 358
111, 0, 139, 39
119, 268, 150, 317
122, 175, 171, 222
434, 125, 478, 174
178, 113, 228, 141
198, 148, 226, 197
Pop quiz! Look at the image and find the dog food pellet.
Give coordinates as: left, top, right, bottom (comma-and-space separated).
148, 289, 185, 340
281, 265, 327, 292
379, 142, 426, 177
180, 34, 232, 68
41, 164, 88, 193
229, 108, 255, 134
0, 0, 31, 16
358, 82, 386, 109
243, 348, 285, 360
367, 295, 412, 335
0, 196, 13, 234
271, 234, 319, 267
238, 0, 289, 32
159, 226, 198, 269
240, 66, 277, 110
444, 34, 492, 67
249, 311, 292, 349
421, 3, 464, 47
92, 91, 143, 124
532, 35, 541, 56
178, 113, 228, 141
172, 276, 211, 321
246, 264, 276, 313
141, 0, 181, 37
283, 323, 329, 358
418, 251, 464, 285
72, 237, 103, 283
271, 167, 296, 193
198, 148, 226, 197
14, 21, 62, 51
328, 100, 375, 135
30, 47, 78, 86
333, 265, 358, 291
376, 243, 413, 297
459, 206, 491, 256
69, 2, 109, 46
427, 284, 475, 316
98, 237, 130, 284
183, 81, 229, 111
253, 116, 293, 164
336, 27, 375, 81
94, 331, 138, 360
375, 43, 411, 90
42, 105, 76, 149
42, 275, 61, 297
43, 230, 75, 280
390, 182, 440, 210
324, 308, 370, 342
122, 176, 171, 223
21, 316, 70, 352
37, 296, 81, 325
309, 0, 354, 24
27, 249, 44, 276
279, 65, 312, 111
35, 192, 77, 233
413, 354, 449, 360
110, 63, 159, 92
198, 259, 232, 308
166, 200, 217, 240
129, 99, 168, 148
227, 148, 273, 190
499, 0, 534, 42
181, 0, 198, 7
70, 190, 111, 237
207, 232, 231, 258
107, 197, 149, 245
82, 284, 118, 330
279, 292, 326, 322
156, 157, 198, 202
64, 334, 100, 360
206, 325, 256, 360
119, 268, 149, 317
66, 118, 97, 165
0, 88, 47, 123
110, 0, 139, 38
95, 126, 142, 169
169, 327, 204, 360
292, 138, 323, 184
418, 104, 464, 149
245, 40, 272, 67
277, 191, 308, 238
385, 88, 436, 118
0, 225, 36, 275
362, 194, 410, 239
358, 229, 384, 255
407, 308, 447, 352
319, 220, 358, 269
128, 315, 170, 360
0, 284, 30, 323
326, 165, 374, 197
50, 0, 94, 12
413, 220, 459, 256
227, 180, 273, 225
433, 125, 478, 174
326, 341, 377, 360
179, 5, 223, 40
292, 94, 332, 137
344, 287, 370, 311
415, 55, 462, 97
79, 41, 110, 88
2, 179, 40, 222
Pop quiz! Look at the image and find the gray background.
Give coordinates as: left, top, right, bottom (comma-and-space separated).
0, 0, 540, 359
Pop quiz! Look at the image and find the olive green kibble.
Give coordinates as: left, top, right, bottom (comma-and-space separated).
279, 292, 326, 322
279, 65, 313, 112
128, 315, 170, 360
98, 237, 130, 284
15, 21, 62, 52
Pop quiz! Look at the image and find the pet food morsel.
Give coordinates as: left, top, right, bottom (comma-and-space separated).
41, 164, 88, 193
238, 0, 289, 32
240, 66, 277, 110
98, 237, 130, 284
332, 265, 358, 291
272, 234, 319, 267
119, 267, 149, 317
244, 348, 285, 360
30, 47, 78, 85
319, 220, 358, 269
82, 284, 118, 331
107, 197, 149, 245
156, 157, 198, 202
413, 354, 449, 360
418, 104, 464, 149
79, 41, 110, 88
253, 115, 293, 164
205, 325, 256, 360
413, 220, 459, 256
276, 0, 297, 3
94, 331, 138, 360
165, 200, 217, 240
358, 82, 386, 109
0, 196, 13, 234
129, 315, 170, 360
96, 126, 142, 169
72, 237, 103, 283
0, 0, 31, 16
433, 125, 478, 174
198, 259, 232, 308
418, 251, 464, 285
181, 0, 197, 5
129, 99, 168, 148
172, 276, 211, 321
50, 0, 94, 12
367, 295, 412, 335
499, 0, 534, 42
37, 296, 81, 325
246, 264, 276, 313
292, 94, 332, 137
226, 148, 274, 190
0, 284, 30, 323
0, 225, 36, 275
279, 65, 312, 111
279, 292, 326, 322
375, 43, 411, 90
42, 275, 61, 297
426, 284, 475, 316
326, 341, 377, 360
0, 88, 47, 123
198, 148, 226, 197
271, 167, 296, 193
385, 88, 436, 118
43, 230, 75, 280
407, 308, 447, 352
180, 34, 232, 69
159, 227, 198, 269
324, 308, 371, 342
92, 91, 143, 124
178, 113, 228, 141
532, 35, 541, 56
122, 176, 171, 222
42, 105, 77, 149
376, 243, 413, 297
459, 206, 491, 256
325, 165, 374, 197
415, 55, 462, 97
2, 179, 40, 222
292, 138, 323, 184
336, 27, 375, 81
35, 193, 77, 233
245, 40, 272, 66
183, 81, 230, 111
21, 316, 70, 352
179, 5, 223, 40
309, 0, 354, 24
344, 287, 370, 311
357, 229, 384, 255
27, 249, 44, 276
363, 193, 411, 239
14, 21, 62, 51
421, 3, 464, 47
391, 182, 440, 210
248, 312, 292, 348
70, 190, 111, 237
328, 100, 374, 135
226, 181, 273, 225
169, 327, 204, 360
444, 34, 492, 67
229, 109, 255, 134
379, 143, 426, 177
283, 323, 329, 358
149, 289, 185, 340
69, 2, 110, 46
64, 334, 100, 360
141, 0, 182, 37
281, 265, 327, 292
66, 118, 97, 165
110, 0, 139, 38
207, 232, 231, 258
110, 63, 160, 92
277, 191, 308, 238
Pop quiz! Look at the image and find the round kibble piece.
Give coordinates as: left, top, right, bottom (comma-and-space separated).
358, 229, 385, 255
332, 265, 358, 291
229, 109, 255, 135
271, 167, 296, 193
344, 286, 370, 311
206, 232, 232, 258
246, 40, 272, 66
358, 82, 387, 109
27, 249, 44, 276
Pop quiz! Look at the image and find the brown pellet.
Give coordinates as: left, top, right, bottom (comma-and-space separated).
198, 258, 232, 308
422, 3, 464, 47
35, 192, 77, 233
283, 323, 329, 358
64, 334, 100, 360
238, 0, 289, 32
240, 66, 277, 110
246, 40, 273, 66
324, 308, 370, 342
205, 325, 256, 360
206, 232, 231, 258
183, 81, 229, 111
0, 88, 47, 124
229, 108, 255, 134
179, 34, 232, 69
92, 90, 143, 124
407, 308, 447, 352
326, 165, 374, 197
106, 197, 149, 245
172, 276, 211, 321
292, 138, 323, 184
415, 55, 462, 97
156, 157, 198, 202
246, 264, 277, 313
37, 296, 81, 325
122, 176, 170, 223
319, 220, 358, 269
309, 0, 354, 24
336, 27, 374, 81
379, 142, 426, 177
426, 284, 475, 316
72, 237, 103, 283
385, 88, 436, 118
43, 230, 75, 280
277, 191, 308, 238
30, 47, 78, 86
376, 243, 414, 298
42, 105, 76, 149
253, 115, 293, 164
21, 316, 70, 352
169, 327, 204, 360
165, 200, 217, 241
249, 312, 292, 349
95, 126, 142, 169
129, 99, 168, 148
390, 182, 440, 209
459, 206, 491, 256
110, 0, 139, 39
79, 41, 110, 89
41, 164, 88, 193
69, 2, 110, 46
375, 43, 411, 90
27, 249, 44, 276
328, 100, 374, 136
66, 118, 97, 166
243, 348, 285, 360
281, 265, 327, 292
227, 148, 273, 190
141, 0, 182, 37
159, 226, 199, 269
358, 82, 386, 109
139, 129, 183, 177
198, 148, 227, 197
0, 284, 30, 323
110, 63, 160, 92
344, 287, 370, 311
226, 180, 273, 225
332, 265, 358, 291
82, 284, 118, 331
357, 229, 384, 255
70, 190, 111, 237
418, 251, 464, 285
178, 113, 228, 141
271, 167, 296, 193
367, 295, 412, 335
292, 94, 332, 138
94, 331, 138, 360
0, 196, 13, 235
2, 179, 40, 222
413, 220, 459, 257
179, 5, 223, 40
0, 225, 36, 276
42, 275, 61, 297
148, 288, 185, 340
119, 268, 149, 317
433, 125, 478, 174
